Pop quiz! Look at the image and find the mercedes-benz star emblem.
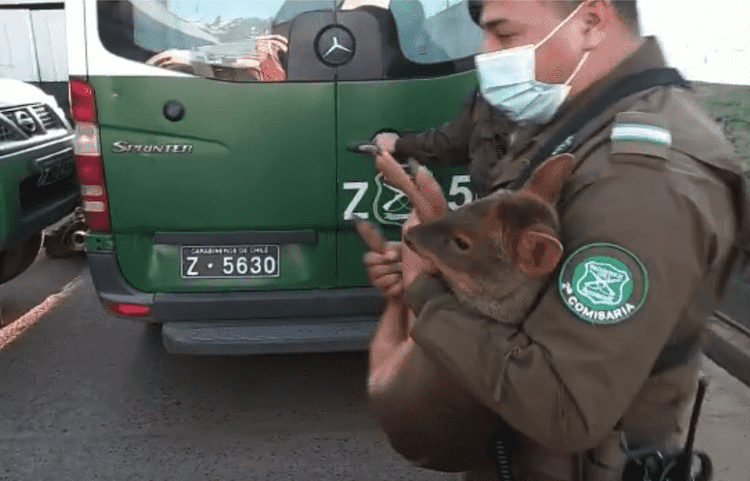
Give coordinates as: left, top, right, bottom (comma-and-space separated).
315, 25, 355, 66
324, 36, 352, 58
15, 110, 37, 133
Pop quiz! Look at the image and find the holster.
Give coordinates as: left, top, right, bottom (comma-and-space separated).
482, 426, 626, 481
621, 441, 713, 481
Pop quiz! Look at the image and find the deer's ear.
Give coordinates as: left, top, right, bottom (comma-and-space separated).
522, 153, 575, 204
514, 229, 563, 277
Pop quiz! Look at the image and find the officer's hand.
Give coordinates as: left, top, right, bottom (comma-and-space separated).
373, 132, 400, 154
363, 242, 404, 299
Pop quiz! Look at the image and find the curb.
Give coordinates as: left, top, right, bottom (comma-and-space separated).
703, 315, 750, 388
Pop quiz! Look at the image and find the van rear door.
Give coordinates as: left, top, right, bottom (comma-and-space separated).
86, 0, 339, 293
333, 1, 483, 287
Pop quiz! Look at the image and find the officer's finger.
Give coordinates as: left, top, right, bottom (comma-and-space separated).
368, 260, 402, 278
385, 279, 405, 298
363, 250, 399, 267
375, 152, 434, 220
256, 34, 288, 44
374, 272, 401, 291
373, 132, 400, 154
354, 219, 387, 254
269, 39, 289, 52
255, 35, 288, 51
365, 266, 403, 290
147, 53, 171, 66
257, 40, 287, 54
387, 241, 402, 261
235, 57, 261, 69
415, 166, 447, 217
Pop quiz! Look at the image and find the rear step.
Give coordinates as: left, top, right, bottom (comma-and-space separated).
162, 318, 377, 355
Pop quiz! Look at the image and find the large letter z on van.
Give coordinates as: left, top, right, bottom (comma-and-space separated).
67, 0, 482, 354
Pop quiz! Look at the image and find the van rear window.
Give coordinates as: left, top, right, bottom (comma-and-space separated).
97, 0, 481, 82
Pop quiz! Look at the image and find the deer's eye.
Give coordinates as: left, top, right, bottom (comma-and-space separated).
454, 236, 470, 251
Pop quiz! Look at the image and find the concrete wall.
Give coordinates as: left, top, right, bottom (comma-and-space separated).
0, 2, 68, 112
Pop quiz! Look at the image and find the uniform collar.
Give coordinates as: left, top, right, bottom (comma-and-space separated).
489, 37, 674, 193
505, 37, 668, 150
554, 37, 667, 125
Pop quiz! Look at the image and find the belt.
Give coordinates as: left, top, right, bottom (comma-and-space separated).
486, 336, 701, 481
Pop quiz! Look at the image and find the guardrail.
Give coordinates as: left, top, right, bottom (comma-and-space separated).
705, 309, 750, 387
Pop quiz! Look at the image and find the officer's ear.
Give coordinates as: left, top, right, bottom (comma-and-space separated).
580, 0, 610, 49
514, 228, 563, 277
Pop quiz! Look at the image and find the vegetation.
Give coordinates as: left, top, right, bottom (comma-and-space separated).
698, 83, 750, 174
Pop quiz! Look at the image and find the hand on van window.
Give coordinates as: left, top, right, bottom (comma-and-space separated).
146, 49, 194, 73
235, 34, 288, 82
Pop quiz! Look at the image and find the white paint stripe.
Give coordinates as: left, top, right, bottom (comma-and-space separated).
611, 124, 672, 145
0, 276, 83, 351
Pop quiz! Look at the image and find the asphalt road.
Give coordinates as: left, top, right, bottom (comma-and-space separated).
2, 248, 749, 481
0, 257, 455, 481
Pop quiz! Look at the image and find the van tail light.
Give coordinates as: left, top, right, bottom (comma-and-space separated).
69, 79, 97, 123
107, 302, 152, 317
76, 151, 111, 233
69, 80, 111, 232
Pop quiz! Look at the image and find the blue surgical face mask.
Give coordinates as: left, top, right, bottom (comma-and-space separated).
475, 3, 590, 124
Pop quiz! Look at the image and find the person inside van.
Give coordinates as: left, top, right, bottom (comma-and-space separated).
145, 34, 288, 81
145, 0, 448, 81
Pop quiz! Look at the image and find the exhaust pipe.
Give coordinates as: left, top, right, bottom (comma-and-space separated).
71, 230, 88, 251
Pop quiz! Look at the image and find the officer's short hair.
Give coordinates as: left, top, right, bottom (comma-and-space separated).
468, 0, 641, 35
467, 0, 483, 26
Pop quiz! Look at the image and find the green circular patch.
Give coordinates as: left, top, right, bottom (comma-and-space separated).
558, 243, 648, 324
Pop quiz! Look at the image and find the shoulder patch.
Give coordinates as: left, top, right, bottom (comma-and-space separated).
611, 111, 671, 159
558, 243, 648, 325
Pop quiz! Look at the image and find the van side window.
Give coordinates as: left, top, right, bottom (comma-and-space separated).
389, 0, 481, 65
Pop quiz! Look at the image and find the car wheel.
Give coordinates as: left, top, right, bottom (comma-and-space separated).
0, 232, 43, 284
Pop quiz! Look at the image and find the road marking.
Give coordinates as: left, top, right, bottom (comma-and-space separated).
0, 276, 83, 351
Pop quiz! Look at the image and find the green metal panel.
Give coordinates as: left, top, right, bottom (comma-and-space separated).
0, 157, 29, 249
90, 76, 338, 292
92, 76, 337, 230
86, 232, 115, 253
0, 143, 77, 250
335, 72, 479, 287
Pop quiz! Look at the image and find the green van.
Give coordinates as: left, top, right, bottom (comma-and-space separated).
66, 0, 484, 354
67, 0, 750, 355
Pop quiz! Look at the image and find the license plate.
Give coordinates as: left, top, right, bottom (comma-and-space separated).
181, 245, 280, 279
37, 154, 75, 187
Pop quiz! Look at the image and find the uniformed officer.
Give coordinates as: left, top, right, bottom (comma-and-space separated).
364, 1, 750, 480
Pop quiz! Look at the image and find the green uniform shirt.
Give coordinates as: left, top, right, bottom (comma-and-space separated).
397, 37, 750, 480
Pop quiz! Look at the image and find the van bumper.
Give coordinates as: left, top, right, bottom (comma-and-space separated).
161, 318, 379, 355
87, 251, 384, 354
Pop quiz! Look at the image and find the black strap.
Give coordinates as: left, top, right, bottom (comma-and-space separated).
487, 429, 515, 481
650, 336, 701, 377
507, 68, 690, 190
